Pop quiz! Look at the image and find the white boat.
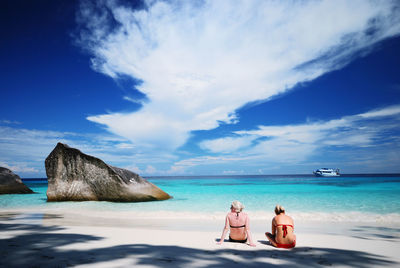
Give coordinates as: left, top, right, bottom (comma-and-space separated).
313, 168, 340, 177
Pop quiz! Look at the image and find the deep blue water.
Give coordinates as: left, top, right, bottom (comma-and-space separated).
1, 175, 399, 215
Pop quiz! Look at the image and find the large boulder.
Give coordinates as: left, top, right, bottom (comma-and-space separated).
45, 143, 171, 202
0, 167, 34, 194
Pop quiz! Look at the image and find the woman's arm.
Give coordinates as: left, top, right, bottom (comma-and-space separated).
217, 215, 230, 244
265, 217, 278, 247
245, 215, 256, 247
271, 218, 276, 235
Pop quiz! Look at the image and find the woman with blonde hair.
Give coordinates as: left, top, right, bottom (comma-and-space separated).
265, 204, 296, 248
217, 200, 256, 247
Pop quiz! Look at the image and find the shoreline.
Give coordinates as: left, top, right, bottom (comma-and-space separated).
2, 206, 400, 223
1, 208, 400, 267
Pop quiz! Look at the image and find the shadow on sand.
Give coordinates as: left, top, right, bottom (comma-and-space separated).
350, 225, 400, 242
0, 221, 398, 267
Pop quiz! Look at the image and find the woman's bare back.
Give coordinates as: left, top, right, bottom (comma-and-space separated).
273, 214, 295, 244
228, 212, 248, 240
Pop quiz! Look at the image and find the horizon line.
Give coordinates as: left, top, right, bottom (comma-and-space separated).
21, 173, 400, 180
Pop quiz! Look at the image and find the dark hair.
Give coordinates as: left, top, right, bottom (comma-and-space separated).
274, 204, 285, 215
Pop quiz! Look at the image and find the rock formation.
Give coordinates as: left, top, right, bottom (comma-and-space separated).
0, 167, 34, 194
45, 143, 171, 202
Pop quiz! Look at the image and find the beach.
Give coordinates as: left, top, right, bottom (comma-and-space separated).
1, 175, 400, 267
1, 207, 400, 267
2, 0, 400, 266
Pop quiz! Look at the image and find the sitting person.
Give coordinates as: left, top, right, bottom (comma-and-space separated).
265, 204, 296, 248
217, 200, 256, 247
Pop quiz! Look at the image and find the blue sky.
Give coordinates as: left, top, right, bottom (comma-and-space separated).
1, 0, 400, 177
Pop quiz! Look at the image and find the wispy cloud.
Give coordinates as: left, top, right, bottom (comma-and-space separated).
168, 155, 252, 175
0, 119, 21, 125
3, 104, 399, 176
122, 96, 145, 105
77, 0, 400, 153
0, 126, 158, 177
0, 162, 39, 174
200, 136, 254, 154
359, 105, 400, 118
195, 105, 400, 172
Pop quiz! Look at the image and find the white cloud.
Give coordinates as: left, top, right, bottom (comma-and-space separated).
145, 104, 400, 174
145, 165, 157, 174
125, 164, 158, 175
223, 170, 245, 175
0, 119, 21, 125
0, 126, 158, 177
168, 155, 255, 175
0, 162, 39, 174
3, 104, 399, 176
123, 96, 145, 105
200, 136, 254, 153
197, 105, 400, 166
359, 105, 400, 118
78, 0, 400, 152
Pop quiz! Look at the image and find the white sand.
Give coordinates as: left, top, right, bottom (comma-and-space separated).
1, 208, 400, 267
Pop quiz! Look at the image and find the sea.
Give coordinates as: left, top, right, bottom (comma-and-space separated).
1, 174, 400, 222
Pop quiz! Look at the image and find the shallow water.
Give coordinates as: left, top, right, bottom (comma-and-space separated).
1, 175, 399, 218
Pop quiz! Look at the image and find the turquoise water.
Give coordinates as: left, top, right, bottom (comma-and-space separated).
1, 175, 400, 215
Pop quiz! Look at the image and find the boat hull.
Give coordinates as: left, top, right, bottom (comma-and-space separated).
313, 168, 340, 177
314, 172, 340, 177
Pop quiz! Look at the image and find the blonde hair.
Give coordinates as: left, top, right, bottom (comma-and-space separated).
274, 204, 285, 215
231, 200, 245, 212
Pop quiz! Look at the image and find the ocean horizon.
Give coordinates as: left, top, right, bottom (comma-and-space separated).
19, 173, 400, 181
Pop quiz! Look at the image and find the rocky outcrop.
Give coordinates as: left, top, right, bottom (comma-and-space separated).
0, 167, 34, 194
45, 143, 171, 202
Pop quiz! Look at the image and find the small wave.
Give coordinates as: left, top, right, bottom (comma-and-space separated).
3, 207, 400, 224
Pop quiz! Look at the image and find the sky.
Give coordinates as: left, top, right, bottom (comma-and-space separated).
1, 0, 400, 177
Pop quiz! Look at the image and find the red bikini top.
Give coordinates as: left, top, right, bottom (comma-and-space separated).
275, 224, 294, 238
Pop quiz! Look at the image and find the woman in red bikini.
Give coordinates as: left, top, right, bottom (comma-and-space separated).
217, 200, 256, 247
265, 205, 296, 249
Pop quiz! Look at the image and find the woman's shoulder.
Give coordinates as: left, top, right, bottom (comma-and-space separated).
226, 212, 236, 218
275, 214, 294, 224
239, 212, 249, 219
227, 211, 248, 218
